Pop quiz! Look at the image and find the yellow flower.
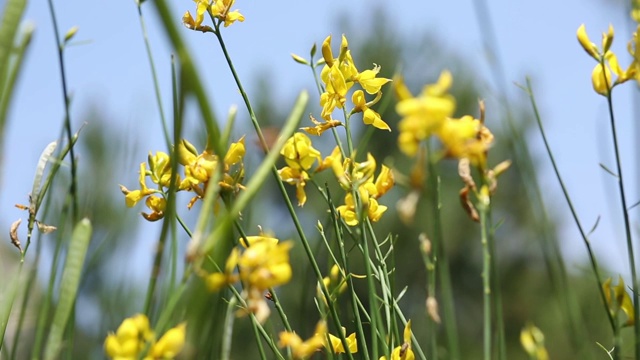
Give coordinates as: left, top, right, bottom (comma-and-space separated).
182, 0, 213, 32
603, 276, 635, 326
278, 166, 310, 206
352, 90, 390, 131
395, 71, 456, 156
178, 139, 218, 187
239, 234, 279, 248
148, 323, 186, 359
577, 24, 636, 95
148, 151, 174, 188
104, 314, 153, 360
210, 0, 245, 27
577, 24, 614, 60
320, 63, 349, 119
142, 195, 166, 222
236, 240, 293, 290
336, 193, 359, 226
326, 328, 358, 354
279, 321, 327, 359
520, 324, 549, 360
380, 320, 414, 360
224, 135, 246, 166
120, 163, 157, 208
354, 64, 391, 95
374, 165, 394, 198
435, 116, 493, 168
281, 133, 322, 171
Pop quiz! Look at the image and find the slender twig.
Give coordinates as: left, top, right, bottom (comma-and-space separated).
136, 2, 171, 147
524, 78, 616, 333
46, 0, 78, 223
601, 59, 639, 359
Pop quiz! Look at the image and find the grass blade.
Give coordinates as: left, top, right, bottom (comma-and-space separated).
43, 218, 92, 360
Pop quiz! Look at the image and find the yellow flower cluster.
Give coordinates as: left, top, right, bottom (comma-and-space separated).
104, 314, 186, 360
314, 34, 392, 132
577, 24, 640, 95
278, 321, 358, 359
395, 71, 493, 169
277, 131, 394, 225
182, 0, 244, 32
120, 137, 245, 221
321, 148, 394, 226
277, 133, 322, 206
205, 234, 293, 323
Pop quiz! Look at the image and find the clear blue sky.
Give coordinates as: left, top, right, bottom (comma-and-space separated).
6, 0, 640, 284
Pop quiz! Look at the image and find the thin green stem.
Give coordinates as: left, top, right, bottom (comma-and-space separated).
602, 67, 639, 359
487, 206, 506, 359
221, 297, 236, 360
479, 194, 492, 360
525, 78, 616, 332
136, 2, 171, 147
426, 148, 460, 359
46, 0, 78, 223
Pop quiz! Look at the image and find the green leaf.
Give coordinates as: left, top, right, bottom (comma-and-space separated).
43, 219, 92, 360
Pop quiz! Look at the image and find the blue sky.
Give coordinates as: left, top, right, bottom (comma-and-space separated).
6, 0, 640, 283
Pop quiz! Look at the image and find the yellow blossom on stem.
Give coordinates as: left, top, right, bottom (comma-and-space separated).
320, 63, 350, 119
577, 24, 636, 95
237, 241, 293, 290
120, 163, 156, 208
380, 320, 414, 360
603, 276, 636, 326
142, 195, 166, 222
281, 133, 322, 170
210, 0, 245, 27
182, 0, 213, 32
520, 324, 549, 360
395, 71, 456, 156
148, 323, 187, 359
435, 115, 493, 168
352, 90, 390, 131
326, 328, 358, 354
279, 321, 327, 359
104, 314, 153, 360
224, 135, 246, 166
239, 234, 279, 248
148, 151, 174, 188
354, 64, 391, 94
278, 166, 310, 206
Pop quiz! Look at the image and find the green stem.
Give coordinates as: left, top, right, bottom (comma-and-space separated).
487, 207, 506, 359
221, 296, 236, 360
603, 69, 639, 359
427, 150, 460, 359
46, 0, 78, 223
479, 194, 492, 360
525, 78, 616, 332
136, 2, 171, 147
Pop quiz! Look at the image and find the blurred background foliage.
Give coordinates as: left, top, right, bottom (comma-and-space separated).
0, 3, 627, 360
